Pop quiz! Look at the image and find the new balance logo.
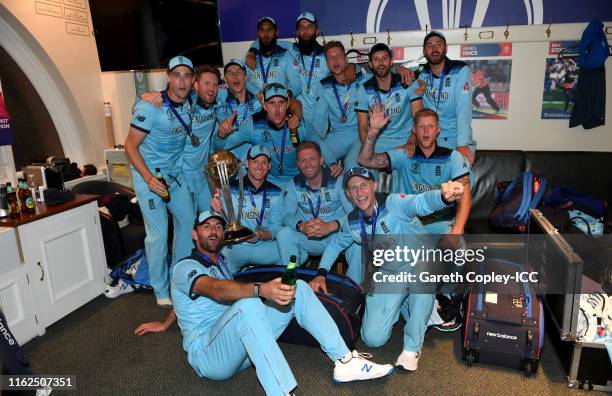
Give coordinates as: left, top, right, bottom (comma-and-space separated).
362, 363, 372, 372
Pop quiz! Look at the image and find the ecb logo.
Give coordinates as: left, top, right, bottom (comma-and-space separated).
411, 162, 420, 174
262, 130, 272, 141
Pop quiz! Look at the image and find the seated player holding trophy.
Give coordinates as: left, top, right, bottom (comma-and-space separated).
209, 145, 285, 273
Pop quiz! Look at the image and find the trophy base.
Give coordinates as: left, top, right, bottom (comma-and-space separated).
224, 226, 255, 245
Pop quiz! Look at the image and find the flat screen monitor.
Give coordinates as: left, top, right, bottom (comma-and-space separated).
89, 0, 223, 71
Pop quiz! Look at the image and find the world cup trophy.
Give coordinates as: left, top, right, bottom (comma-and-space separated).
206, 150, 255, 244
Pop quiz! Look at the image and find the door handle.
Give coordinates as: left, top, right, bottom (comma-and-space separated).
37, 261, 44, 282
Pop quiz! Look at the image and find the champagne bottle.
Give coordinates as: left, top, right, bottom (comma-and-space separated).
6, 182, 20, 219
287, 108, 301, 147
155, 168, 171, 203
21, 178, 35, 214
281, 255, 298, 286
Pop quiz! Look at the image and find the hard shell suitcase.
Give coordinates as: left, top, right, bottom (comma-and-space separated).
233, 265, 365, 349
462, 258, 544, 376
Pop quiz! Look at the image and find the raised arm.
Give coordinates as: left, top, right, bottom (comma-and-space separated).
358, 102, 392, 169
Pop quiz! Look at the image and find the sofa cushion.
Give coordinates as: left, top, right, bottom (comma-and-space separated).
469, 151, 525, 221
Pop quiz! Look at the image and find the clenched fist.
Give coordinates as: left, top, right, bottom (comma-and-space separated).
440, 181, 464, 202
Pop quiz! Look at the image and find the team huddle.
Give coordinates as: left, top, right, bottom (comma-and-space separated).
125, 11, 475, 396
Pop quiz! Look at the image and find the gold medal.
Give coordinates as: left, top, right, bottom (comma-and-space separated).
278, 163, 283, 174
340, 114, 348, 123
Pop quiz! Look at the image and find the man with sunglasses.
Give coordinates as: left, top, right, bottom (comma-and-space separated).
125, 56, 196, 307
310, 165, 464, 372
214, 83, 340, 189
168, 210, 394, 395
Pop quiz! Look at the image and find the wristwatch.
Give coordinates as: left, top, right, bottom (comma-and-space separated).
253, 283, 261, 297
295, 220, 303, 232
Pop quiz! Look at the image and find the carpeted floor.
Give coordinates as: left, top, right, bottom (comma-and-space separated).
22, 293, 605, 396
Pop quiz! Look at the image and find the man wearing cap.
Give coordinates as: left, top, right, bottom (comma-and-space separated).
214, 83, 340, 189
413, 31, 475, 164
140, 64, 225, 213
243, 17, 302, 97
348, 43, 423, 190
285, 12, 330, 135
310, 41, 368, 168
124, 55, 196, 307
169, 210, 394, 395
209, 145, 284, 273
310, 166, 464, 371
277, 141, 361, 279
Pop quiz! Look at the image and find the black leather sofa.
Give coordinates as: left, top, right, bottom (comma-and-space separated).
467, 150, 612, 234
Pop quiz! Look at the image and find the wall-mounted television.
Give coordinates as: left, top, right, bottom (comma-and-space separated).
89, 0, 223, 72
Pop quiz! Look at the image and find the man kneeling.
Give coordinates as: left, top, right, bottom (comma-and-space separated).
171, 211, 394, 395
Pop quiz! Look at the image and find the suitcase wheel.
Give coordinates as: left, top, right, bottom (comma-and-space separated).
465, 351, 475, 367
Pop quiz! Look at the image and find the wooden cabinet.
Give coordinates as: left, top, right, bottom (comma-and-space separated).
0, 195, 107, 343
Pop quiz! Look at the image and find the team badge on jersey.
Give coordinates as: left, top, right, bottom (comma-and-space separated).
137, 115, 146, 122
381, 221, 390, 234
435, 165, 442, 176
395, 93, 401, 103
411, 162, 420, 174
262, 130, 272, 141
188, 269, 197, 279
445, 77, 451, 87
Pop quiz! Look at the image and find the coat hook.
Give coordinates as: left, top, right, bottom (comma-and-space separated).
545, 24, 551, 38
387, 28, 391, 45
464, 25, 469, 42
425, 24, 429, 35
504, 24, 510, 39
350, 31, 355, 48
320, 30, 327, 45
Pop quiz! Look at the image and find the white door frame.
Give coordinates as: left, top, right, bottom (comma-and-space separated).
0, 4, 87, 168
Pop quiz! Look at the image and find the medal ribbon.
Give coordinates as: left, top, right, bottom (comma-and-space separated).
248, 187, 267, 229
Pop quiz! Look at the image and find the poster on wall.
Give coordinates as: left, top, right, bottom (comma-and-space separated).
0, 82, 14, 146
462, 59, 512, 120
541, 42, 580, 119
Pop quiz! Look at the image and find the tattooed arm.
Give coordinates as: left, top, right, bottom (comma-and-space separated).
357, 102, 392, 169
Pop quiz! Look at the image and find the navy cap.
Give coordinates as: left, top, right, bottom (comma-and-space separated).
257, 16, 277, 28
368, 43, 393, 59
223, 59, 247, 73
247, 145, 271, 160
296, 11, 316, 24
195, 210, 226, 229
423, 30, 446, 46
344, 167, 376, 188
263, 83, 288, 101
168, 55, 194, 72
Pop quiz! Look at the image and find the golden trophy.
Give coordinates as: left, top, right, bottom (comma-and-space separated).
206, 150, 255, 244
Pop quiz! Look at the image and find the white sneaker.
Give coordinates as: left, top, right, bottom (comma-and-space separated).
395, 350, 420, 371
104, 279, 134, 299
333, 350, 394, 383
156, 297, 173, 308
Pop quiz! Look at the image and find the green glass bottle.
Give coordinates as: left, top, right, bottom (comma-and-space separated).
155, 168, 170, 203
281, 255, 298, 286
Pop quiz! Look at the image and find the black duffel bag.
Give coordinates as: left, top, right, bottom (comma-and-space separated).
233, 265, 364, 349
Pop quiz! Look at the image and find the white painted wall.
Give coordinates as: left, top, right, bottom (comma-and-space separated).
219, 22, 612, 152
0, 1, 107, 166
1, 1, 610, 159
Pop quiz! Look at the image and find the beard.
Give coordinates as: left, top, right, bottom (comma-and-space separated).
372, 66, 390, 79
259, 37, 277, 54
425, 51, 446, 65
298, 36, 317, 54
197, 234, 223, 253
